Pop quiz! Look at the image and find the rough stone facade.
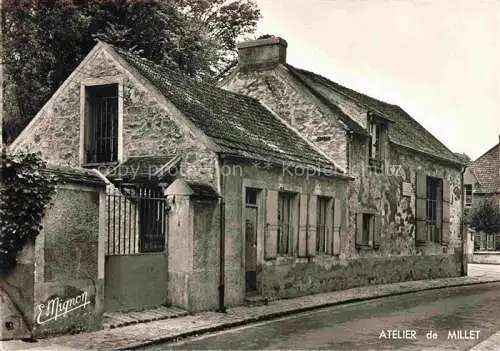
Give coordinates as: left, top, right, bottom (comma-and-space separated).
0, 179, 105, 340
33, 183, 105, 338
222, 159, 350, 305
223, 68, 349, 170
12, 47, 218, 187
221, 53, 464, 298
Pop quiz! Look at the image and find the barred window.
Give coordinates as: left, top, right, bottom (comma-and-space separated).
85, 84, 118, 164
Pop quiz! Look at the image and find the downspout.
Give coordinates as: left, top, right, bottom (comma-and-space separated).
217, 155, 226, 313
460, 166, 466, 276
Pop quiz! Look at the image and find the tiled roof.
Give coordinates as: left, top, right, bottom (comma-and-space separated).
116, 49, 343, 174
42, 166, 106, 187
286, 67, 367, 135
188, 182, 219, 198
469, 143, 499, 194
285, 64, 463, 165
106, 155, 179, 182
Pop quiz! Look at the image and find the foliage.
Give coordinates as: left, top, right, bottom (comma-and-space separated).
2, 0, 261, 142
467, 197, 500, 234
0, 149, 57, 276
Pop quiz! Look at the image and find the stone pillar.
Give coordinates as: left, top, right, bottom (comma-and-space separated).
165, 191, 194, 311
165, 179, 220, 312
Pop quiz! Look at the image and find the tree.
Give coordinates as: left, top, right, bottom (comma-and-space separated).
454, 152, 472, 165
1, 0, 260, 143
468, 197, 500, 235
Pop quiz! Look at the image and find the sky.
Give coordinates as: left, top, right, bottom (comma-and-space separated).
252, 0, 499, 160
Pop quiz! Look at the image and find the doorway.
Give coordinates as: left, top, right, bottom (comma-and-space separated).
245, 188, 259, 294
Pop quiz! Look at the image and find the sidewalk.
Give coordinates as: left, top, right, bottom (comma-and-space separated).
470, 330, 500, 351
1, 274, 499, 351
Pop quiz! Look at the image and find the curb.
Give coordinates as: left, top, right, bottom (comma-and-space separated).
118, 278, 500, 350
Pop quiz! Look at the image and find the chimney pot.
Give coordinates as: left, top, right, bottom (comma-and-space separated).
237, 36, 288, 72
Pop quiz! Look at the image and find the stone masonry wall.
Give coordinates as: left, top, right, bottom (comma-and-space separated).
33, 183, 104, 338
222, 68, 349, 170
13, 47, 217, 187
222, 67, 464, 299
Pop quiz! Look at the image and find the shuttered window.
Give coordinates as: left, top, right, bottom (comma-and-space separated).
355, 212, 380, 248
415, 171, 450, 245
316, 197, 330, 253
277, 192, 297, 256
265, 190, 278, 259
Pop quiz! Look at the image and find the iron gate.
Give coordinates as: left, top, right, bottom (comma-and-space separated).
106, 186, 168, 255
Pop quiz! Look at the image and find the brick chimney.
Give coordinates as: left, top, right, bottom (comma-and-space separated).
237, 36, 288, 72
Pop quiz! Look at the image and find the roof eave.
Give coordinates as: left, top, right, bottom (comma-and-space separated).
390, 140, 465, 168
218, 153, 354, 181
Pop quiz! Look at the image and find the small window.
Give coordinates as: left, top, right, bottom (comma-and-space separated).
464, 184, 472, 208
356, 212, 380, 248
277, 192, 296, 256
362, 213, 373, 245
368, 121, 384, 173
246, 188, 258, 205
316, 197, 331, 253
85, 84, 119, 164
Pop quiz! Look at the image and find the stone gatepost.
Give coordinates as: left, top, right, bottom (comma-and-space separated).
165, 179, 220, 312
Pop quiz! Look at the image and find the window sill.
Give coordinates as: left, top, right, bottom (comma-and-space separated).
416, 241, 445, 246
82, 162, 119, 168
473, 251, 500, 255
356, 244, 375, 250
315, 252, 338, 257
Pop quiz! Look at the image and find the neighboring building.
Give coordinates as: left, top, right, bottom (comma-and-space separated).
464, 136, 500, 251
221, 37, 467, 292
9, 41, 350, 313
464, 137, 500, 208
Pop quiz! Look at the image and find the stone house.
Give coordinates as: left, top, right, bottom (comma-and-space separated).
221, 37, 467, 289
10, 41, 351, 315
464, 136, 500, 251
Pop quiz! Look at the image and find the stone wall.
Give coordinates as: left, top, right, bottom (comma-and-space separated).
222, 68, 464, 299
166, 183, 221, 313
261, 253, 462, 298
222, 159, 350, 305
222, 68, 349, 170
32, 182, 105, 338
12, 46, 218, 188
345, 138, 463, 259
0, 243, 34, 340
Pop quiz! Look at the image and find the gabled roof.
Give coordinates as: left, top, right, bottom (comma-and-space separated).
469, 143, 499, 194
115, 48, 344, 175
285, 64, 463, 165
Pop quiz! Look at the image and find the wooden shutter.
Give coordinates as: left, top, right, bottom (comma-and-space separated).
325, 199, 334, 255
333, 198, 341, 255
307, 195, 317, 257
356, 213, 363, 246
265, 190, 278, 259
298, 194, 308, 257
373, 215, 381, 248
415, 171, 427, 244
441, 178, 451, 245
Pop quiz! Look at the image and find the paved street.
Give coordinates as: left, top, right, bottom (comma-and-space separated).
149, 282, 500, 350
